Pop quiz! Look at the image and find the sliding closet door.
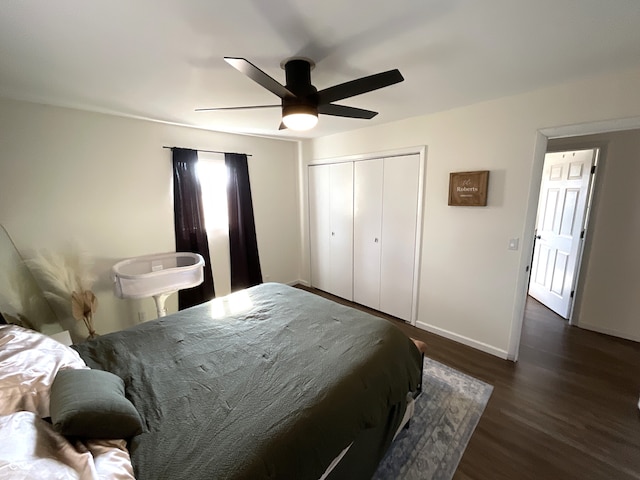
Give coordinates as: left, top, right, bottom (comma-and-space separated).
353, 159, 383, 309
328, 162, 354, 300
379, 154, 420, 320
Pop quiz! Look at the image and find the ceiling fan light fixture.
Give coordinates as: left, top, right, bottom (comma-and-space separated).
282, 104, 318, 131
203, 57, 404, 131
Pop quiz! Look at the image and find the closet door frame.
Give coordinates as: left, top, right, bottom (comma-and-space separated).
308, 146, 426, 325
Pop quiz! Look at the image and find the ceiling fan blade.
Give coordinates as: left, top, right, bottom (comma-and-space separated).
317, 69, 404, 105
224, 57, 295, 99
195, 105, 280, 112
318, 104, 378, 119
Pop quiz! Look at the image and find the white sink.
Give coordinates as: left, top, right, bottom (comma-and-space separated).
112, 252, 204, 317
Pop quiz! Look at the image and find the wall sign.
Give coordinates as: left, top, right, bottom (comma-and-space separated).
448, 170, 489, 206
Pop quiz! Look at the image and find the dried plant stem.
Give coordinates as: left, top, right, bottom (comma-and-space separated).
83, 314, 97, 338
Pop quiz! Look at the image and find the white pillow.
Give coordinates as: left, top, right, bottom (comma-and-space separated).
0, 325, 87, 418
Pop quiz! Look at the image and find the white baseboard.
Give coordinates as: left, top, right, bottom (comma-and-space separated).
290, 281, 512, 360
573, 321, 640, 343
415, 321, 510, 360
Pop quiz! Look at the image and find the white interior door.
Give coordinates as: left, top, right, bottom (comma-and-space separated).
309, 165, 331, 292
329, 162, 354, 300
529, 149, 596, 319
353, 159, 383, 309
379, 154, 420, 320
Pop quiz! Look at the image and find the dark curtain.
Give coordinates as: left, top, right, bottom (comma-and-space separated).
172, 148, 215, 309
225, 153, 263, 291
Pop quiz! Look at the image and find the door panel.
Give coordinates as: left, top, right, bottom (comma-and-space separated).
353, 159, 383, 309
529, 149, 596, 318
328, 162, 354, 300
379, 154, 420, 320
559, 189, 579, 236
550, 251, 569, 296
309, 163, 354, 300
534, 245, 550, 286
541, 189, 559, 231
308, 165, 330, 292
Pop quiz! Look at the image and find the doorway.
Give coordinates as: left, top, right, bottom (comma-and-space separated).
527, 148, 598, 321
509, 122, 640, 361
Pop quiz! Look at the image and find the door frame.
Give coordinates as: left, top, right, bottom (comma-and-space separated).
306, 145, 427, 325
507, 116, 640, 361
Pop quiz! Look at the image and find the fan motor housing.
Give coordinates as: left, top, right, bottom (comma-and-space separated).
283, 58, 317, 97
281, 98, 318, 118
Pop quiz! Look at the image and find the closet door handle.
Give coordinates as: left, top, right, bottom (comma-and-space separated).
331, 232, 335, 236
374, 238, 379, 243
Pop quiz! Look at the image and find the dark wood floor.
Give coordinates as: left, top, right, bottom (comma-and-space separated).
296, 286, 640, 480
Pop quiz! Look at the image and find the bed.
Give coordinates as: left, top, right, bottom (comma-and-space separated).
1, 282, 422, 479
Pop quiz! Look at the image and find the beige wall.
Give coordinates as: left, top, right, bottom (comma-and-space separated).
0, 97, 301, 338
305, 66, 640, 359
3, 64, 639, 354
548, 130, 640, 342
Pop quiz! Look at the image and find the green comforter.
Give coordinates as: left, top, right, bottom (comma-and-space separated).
73, 283, 421, 480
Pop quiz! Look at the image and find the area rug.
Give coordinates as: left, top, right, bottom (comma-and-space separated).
372, 357, 493, 480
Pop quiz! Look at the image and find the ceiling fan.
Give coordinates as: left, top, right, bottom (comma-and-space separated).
196, 57, 404, 131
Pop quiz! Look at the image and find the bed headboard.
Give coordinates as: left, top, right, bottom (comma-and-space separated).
0, 224, 62, 334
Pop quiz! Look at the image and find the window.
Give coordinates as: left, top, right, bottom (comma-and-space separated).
196, 153, 231, 295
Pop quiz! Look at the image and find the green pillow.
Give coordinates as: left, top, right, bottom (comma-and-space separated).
50, 368, 143, 439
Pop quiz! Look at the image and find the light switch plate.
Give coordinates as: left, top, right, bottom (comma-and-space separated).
508, 238, 519, 251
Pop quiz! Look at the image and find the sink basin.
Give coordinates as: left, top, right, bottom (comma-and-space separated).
112, 252, 204, 317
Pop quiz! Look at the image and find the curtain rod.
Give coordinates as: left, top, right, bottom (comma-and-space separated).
163, 146, 252, 157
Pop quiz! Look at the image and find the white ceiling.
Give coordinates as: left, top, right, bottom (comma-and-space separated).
1, 0, 640, 140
